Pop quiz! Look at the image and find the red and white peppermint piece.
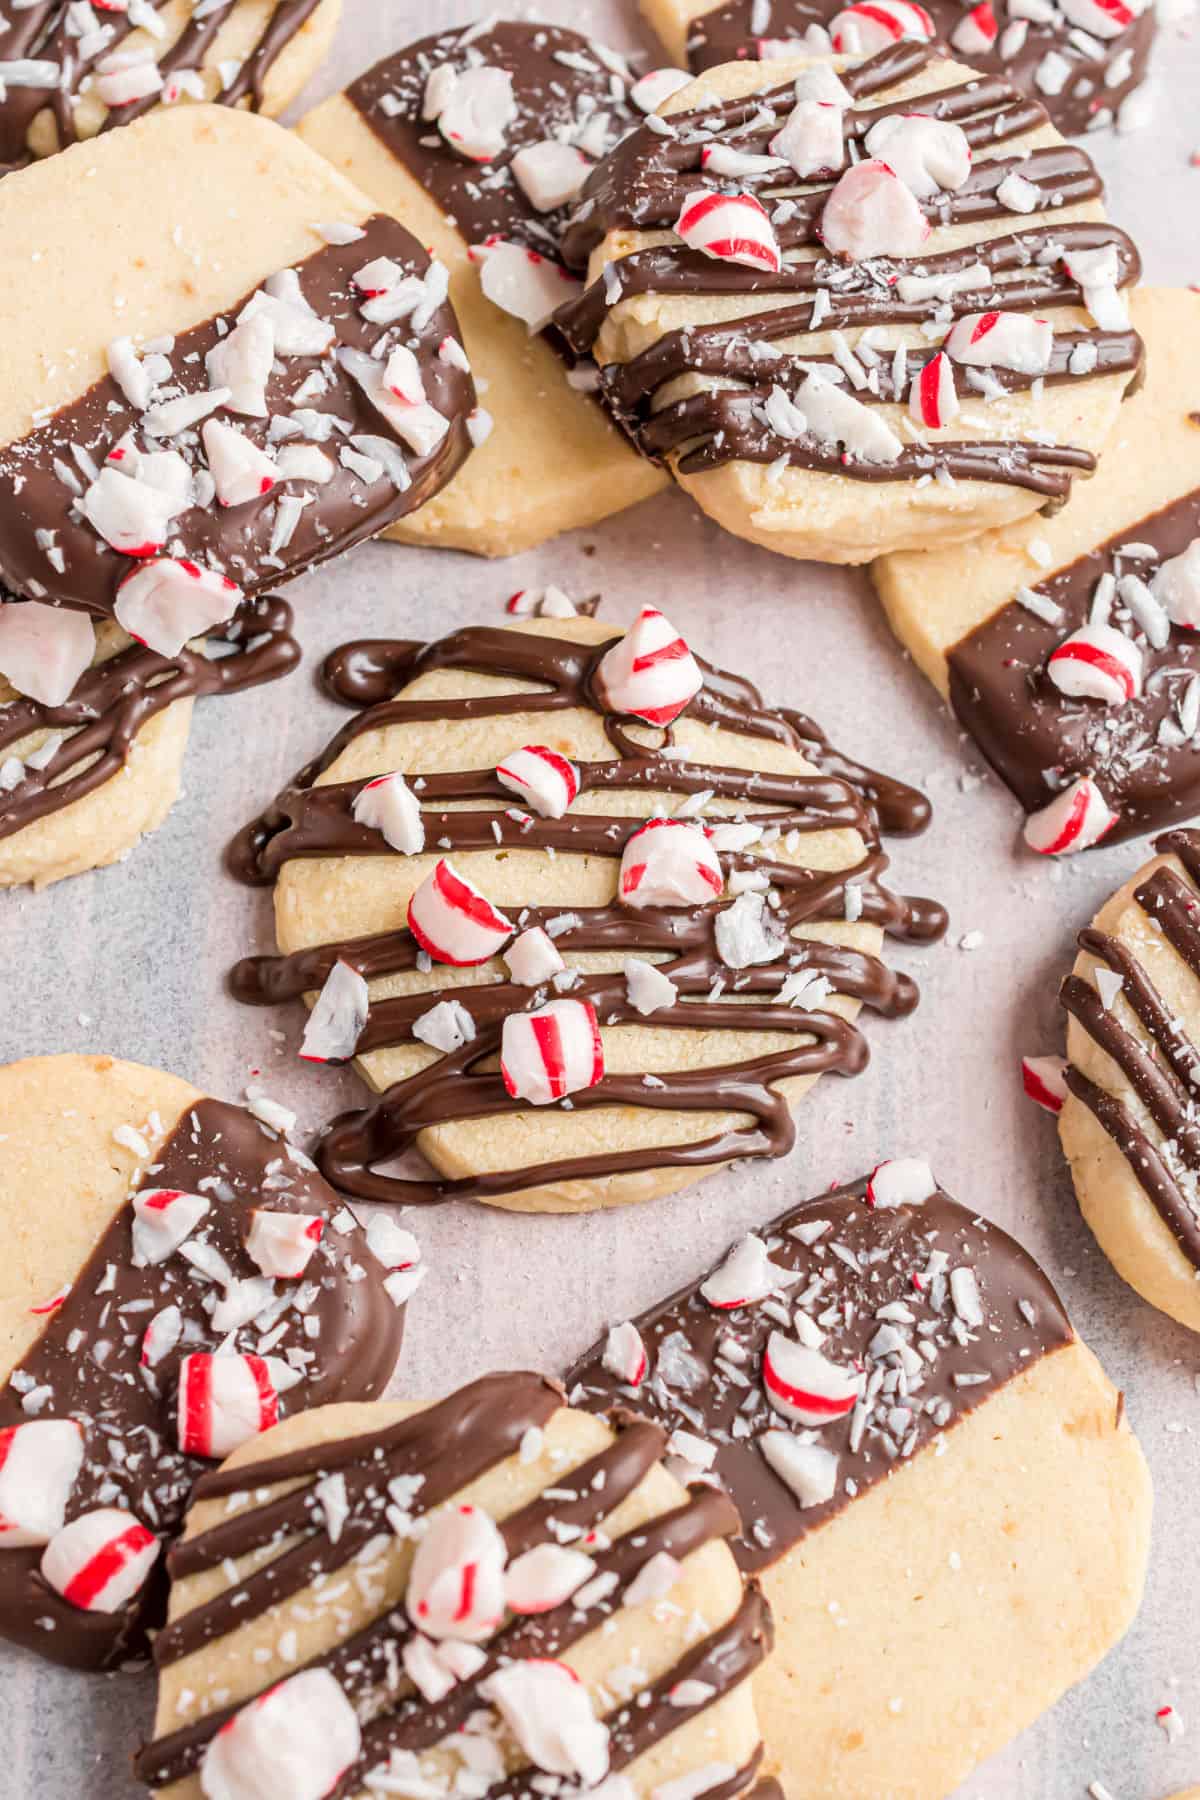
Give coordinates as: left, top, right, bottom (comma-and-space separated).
619, 819, 722, 909
762, 1331, 860, 1427
500, 997, 604, 1106
1047, 624, 1142, 705
40, 1508, 158, 1612
952, 0, 999, 54
202, 419, 278, 507
140, 1304, 183, 1369
0, 1421, 84, 1548
601, 1320, 648, 1387
0, 599, 94, 707
353, 770, 425, 855
95, 54, 162, 107
407, 859, 513, 965
205, 313, 275, 418
1152, 536, 1200, 628
830, 0, 935, 52
474, 238, 582, 333
200, 1669, 362, 1800
299, 959, 370, 1065
701, 1234, 793, 1309
496, 745, 579, 819
176, 1353, 295, 1459
505, 585, 576, 619
505, 1544, 596, 1614
820, 159, 930, 260
481, 1660, 610, 1786
512, 140, 592, 211
674, 190, 782, 274
1023, 776, 1118, 855
364, 1213, 421, 1271
245, 1210, 324, 1279
382, 344, 427, 407
759, 1429, 839, 1508
1058, 0, 1135, 36
867, 1157, 938, 1209
1022, 1054, 1069, 1114
406, 1502, 507, 1642
437, 64, 516, 162
131, 1188, 211, 1266
631, 68, 691, 112
908, 351, 959, 428
944, 311, 1053, 375
82, 466, 173, 556
769, 100, 845, 181
114, 557, 241, 658
504, 926, 566, 987
863, 114, 971, 198
595, 608, 703, 726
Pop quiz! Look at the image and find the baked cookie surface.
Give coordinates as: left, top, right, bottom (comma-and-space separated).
0, 1053, 410, 1668
558, 43, 1143, 564
228, 610, 946, 1213
137, 1380, 775, 1799
567, 1167, 1152, 1799
297, 20, 668, 558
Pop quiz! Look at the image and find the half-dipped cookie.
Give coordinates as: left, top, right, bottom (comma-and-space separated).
558, 43, 1143, 564
568, 1165, 1152, 1798
297, 20, 669, 557
0, 1054, 413, 1668
228, 608, 946, 1212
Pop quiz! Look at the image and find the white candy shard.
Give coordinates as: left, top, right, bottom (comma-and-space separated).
406, 1503, 507, 1642
619, 819, 723, 909
106, 336, 151, 410
944, 311, 1053, 375
199, 1668, 361, 1800
412, 998, 476, 1054
202, 420, 278, 507
1023, 776, 1117, 855
769, 100, 845, 179
702, 1234, 795, 1308
140, 1304, 183, 1369
481, 1659, 610, 1785
799, 372, 902, 462
40, 1508, 158, 1612
300, 960, 370, 1065
496, 745, 579, 819
821, 159, 930, 260
863, 114, 971, 199
715, 890, 787, 969
131, 1189, 211, 1266
176, 1353, 295, 1458
674, 189, 782, 274
793, 66, 855, 105
1047, 623, 1142, 705
407, 858, 513, 965
115, 558, 242, 658
0, 600, 94, 706
205, 313, 275, 417
595, 607, 703, 726
241, 287, 335, 357
1063, 242, 1129, 329
1152, 537, 1200, 628
867, 1157, 938, 1209
602, 1320, 649, 1387
760, 1429, 839, 1508
631, 68, 691, 112
364, 1214, 421, 1270
475, 238, 582, 332
513, 139, 592, 210
505, 1544, 596, 1613
0, 1421, 84, 1548
501, 997, 605, 1106
623, 1550, 682, 1608
245, 1210, 324, 1280
505, 927, 566, 987
762, 1331, 860, 1425
437, 64, 516, 162
353, 770, 425, 855
624, 956, 678, 1016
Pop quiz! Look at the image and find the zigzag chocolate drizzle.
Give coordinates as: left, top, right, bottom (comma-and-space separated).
136, 1377, 774, 1799
556, 41, 1143, 499
0, 592, 299, 842
227, 624, 946, 1206
1061, 827, 1200, 1268
0, 0, 321, 173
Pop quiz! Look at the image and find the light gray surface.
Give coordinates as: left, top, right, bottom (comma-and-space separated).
1, 2, 1199, 1796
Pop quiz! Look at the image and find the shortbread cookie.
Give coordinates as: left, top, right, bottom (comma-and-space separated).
0, 103, 475, 633
0, 1053, 413, 1668
227, 609, 946, 1213
558, 42, 1143, 565
0, 593, 298, 890
875, 290, 1200, 856
567, 1166, 1152, 1800
137, 1379, 776, 1800
0, 0, 340, 174
643, 0, 1156, 136
296, 21, 668, 558
1059, 828, 1200, 1332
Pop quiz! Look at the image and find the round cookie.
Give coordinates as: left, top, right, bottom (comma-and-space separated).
0, 1053, 412, 1668
874, 288, 1200, 855
0, 102, 475, 625
137, 1381, 775, 1800
296, 20, 669, 559
228, 610, 946, 1213
558, 44, 1143, 565
0, 0, 341, 173
0, 596, 298, 891
1059, 828, 1200, 1332
567, 1168, 1153, 1800
642, 0, 1156, 136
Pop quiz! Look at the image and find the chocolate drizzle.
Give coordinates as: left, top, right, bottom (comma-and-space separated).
1061, 827, 1200, 1268
556, 42, 1142, 501
136, 1379, 773, 1800
0, 218, 474, 617
567, 1174, 1074, 1571
949, 487, 1200, 844
0, 0, 322, 173
226, 623, 946, 1206
0, 592, 298, 842
0, 1096, 406, 1671
682, 0, 1157, 138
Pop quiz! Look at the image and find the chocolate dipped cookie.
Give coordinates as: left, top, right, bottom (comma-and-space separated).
227, 608, 946, 1213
